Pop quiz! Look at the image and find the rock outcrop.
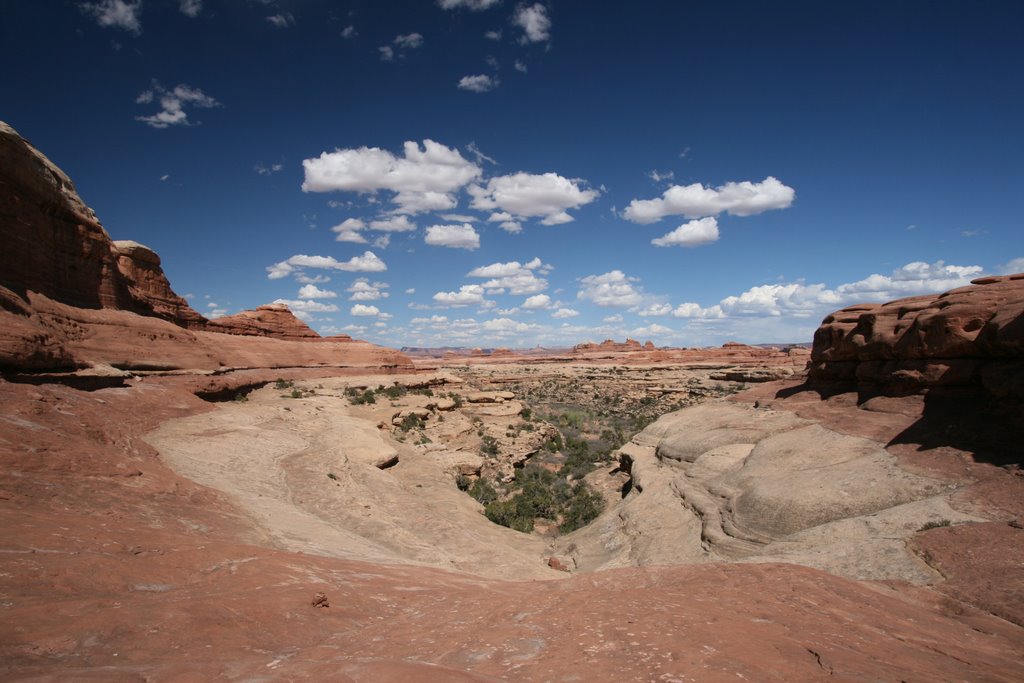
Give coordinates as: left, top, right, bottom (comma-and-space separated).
810, 273, 1024, 398
0, 120, 411, 373
0, 122, 208, 329
207, 304, 321, 341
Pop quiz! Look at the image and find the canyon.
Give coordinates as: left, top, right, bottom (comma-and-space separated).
2, 120, 1023, 681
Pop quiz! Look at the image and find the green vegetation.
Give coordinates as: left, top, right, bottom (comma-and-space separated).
478, 464, 605, 534
397, 413, 425, 432
274, 378, 294, 390
289, 388, 303, 399
345, 386, 377, 405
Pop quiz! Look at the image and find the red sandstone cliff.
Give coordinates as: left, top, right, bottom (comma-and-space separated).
0, 121, 411, 373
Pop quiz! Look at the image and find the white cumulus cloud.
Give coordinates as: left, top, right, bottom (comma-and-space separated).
347, 278, 390, 301
522, 294, 551, 309
433, 284, 488, 306
469, 172, 598, 225
332, 218, 367, 243
651, 217, 720, 248
266, 251, 387, 279
624, 176, 795, 224
297, 284, 337, 299
577, 271, 645, 308
551, 308, 579, 318
302, 140, 481, 215
369, 215, 417, 232
425, 223, 480, 250
996, 257, 1024, 275
468, 257, 549, 294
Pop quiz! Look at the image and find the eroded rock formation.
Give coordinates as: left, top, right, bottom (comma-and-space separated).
0, 121, 411, 374
810, 273, 1024, 398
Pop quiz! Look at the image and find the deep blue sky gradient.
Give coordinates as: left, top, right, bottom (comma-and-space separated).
2, 1, 1022, 346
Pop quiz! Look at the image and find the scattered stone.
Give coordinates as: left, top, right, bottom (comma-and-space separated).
311, 592, 329, 608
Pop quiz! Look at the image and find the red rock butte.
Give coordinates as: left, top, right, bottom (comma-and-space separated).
2, 120, 1023, 681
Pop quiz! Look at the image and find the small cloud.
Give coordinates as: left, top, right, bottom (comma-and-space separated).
381, 32, 423, 60
266, 252, 387, 279
522, 294, 551, 309
393, 32, 424, 49
439, 0, 501, 10
433, 284, 488, 306
347, 278, 390, 301
266, 13, 294, 28
440, 213, 478, 222
514, 60, 527, 73
458, 74, 498, 93
469, 172, 598, 226
134, 81, 221, 129
405, 288, 416, 295
651, 217, 720, 248
341, 25, 357, 38
254, 163, 284, 176
79, 0, 142, 34
624, 176, 795, 224
513, 2, 551, 43
551, 308, 578, 319
160, 174, 170, 181
298, 284, 338, 299
485, 29, 502, 40
179, 0, 201, 18
332, 218, 367, 243
648, 169, 674, 183
960, 229, 985, 238
466, 142, 497, 165
578, 270, 644, 308
425, 223, 480, 250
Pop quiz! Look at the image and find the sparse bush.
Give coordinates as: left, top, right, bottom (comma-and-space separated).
398, 413, 425, 432
919, 519, 952, 532
274, 378, 294, 390
233, 393, 249, 403
327, 472, 338, 481
480, 435, 499, 456
290, 388, 303, 399
468, 478, 498, 505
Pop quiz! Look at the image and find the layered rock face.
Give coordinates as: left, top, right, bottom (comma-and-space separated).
0, 122, 206, 329
809, 274, 1024, 398
207, 304, 321, 341
0, 121, 411, 373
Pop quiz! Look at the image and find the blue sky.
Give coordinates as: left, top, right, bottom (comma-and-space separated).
3, 1, 1022, 348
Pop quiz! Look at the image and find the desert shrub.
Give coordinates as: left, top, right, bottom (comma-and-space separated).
274, 378, 294, 390
480, 435, 499, 456
233, 393, 249, 403
484, 499, 534, 533
919, 519, 952, 531
327, 472, 338, 481
468, 478, 498, 505
398, 413, 424, 432
346, 387, 376, 405
456, 474, 471, 491
558, 485, 604, 533
381, 384, 407, 400
289, 388, 303, 399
